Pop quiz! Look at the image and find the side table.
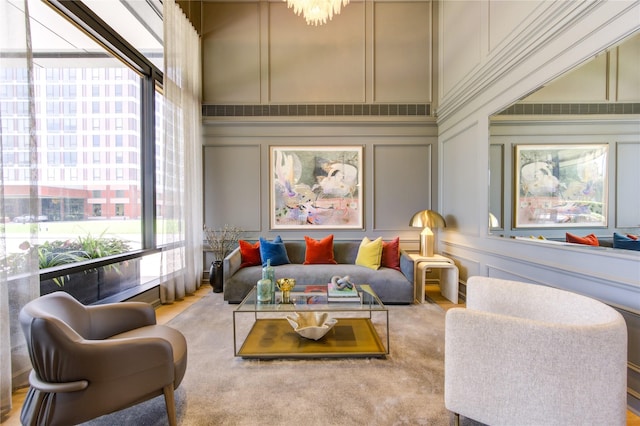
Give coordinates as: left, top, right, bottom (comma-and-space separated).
408, 253, 459, 304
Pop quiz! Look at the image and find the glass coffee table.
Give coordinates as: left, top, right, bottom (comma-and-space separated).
233, 284, 389, 359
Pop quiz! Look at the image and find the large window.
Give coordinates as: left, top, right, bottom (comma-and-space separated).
1, 0, 164, 286
0, 1, 142, 253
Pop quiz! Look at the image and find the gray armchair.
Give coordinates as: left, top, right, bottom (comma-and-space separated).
445, 276, 627, 426
19, 291, 187, 426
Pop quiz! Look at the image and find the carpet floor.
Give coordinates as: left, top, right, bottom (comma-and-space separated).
84, 291, 481, 426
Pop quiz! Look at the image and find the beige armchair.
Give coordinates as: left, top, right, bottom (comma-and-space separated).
19, 291, 187, 426
445, 276, 627, 426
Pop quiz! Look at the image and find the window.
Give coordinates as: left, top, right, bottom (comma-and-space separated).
62, 84, 77, 98
1, 0, 163, 290
62, 152, 77, 166
63, 136, 77, 148
17, 102, 29, 114
63, 118, 76, 132
63, 102, 77, 114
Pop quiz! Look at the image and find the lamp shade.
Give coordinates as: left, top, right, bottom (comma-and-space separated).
409, 210, 446, 229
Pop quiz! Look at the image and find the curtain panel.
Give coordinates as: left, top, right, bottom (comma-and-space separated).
0, 0, 41, 415
160, 0, 204, 303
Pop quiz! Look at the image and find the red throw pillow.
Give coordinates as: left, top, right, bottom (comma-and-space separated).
303, 235, 337, 264
381, 237, 401, 271
565, 232, 599, 246
239, 240, 261, 268
627, 234, 639, 240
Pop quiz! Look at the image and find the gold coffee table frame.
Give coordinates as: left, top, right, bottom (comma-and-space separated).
233, 284, 389, 359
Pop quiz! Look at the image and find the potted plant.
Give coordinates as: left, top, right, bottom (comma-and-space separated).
31, 232, 134, 304
204, 224, 242, 293
73, 232, 135, 300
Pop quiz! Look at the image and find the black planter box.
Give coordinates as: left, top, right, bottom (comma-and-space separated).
41, 260, 141, 305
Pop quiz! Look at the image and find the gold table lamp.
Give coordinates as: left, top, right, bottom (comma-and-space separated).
410, 210, 446, 257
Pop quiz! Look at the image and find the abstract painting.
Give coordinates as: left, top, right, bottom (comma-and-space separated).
514, 144, 608, 228
270, 146, 363, 229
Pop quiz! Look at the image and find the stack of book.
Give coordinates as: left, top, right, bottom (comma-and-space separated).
303, 285, 328, 304
327, 282, 361, 303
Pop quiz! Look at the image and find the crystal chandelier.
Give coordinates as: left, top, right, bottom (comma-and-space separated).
284, 0, 351, 26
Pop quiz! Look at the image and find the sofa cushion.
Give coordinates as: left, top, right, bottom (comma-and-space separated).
613, 232, 640, 251
381, 237, 401, 271
259, 236, 290, 266
239, 240, 261, 268
566, 232, 599, 246
355, 237, 383, 270
303, 235, 337, 264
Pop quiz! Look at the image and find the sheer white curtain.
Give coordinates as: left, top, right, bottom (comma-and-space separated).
159, 0, 203, 303
0, 0, 40, 415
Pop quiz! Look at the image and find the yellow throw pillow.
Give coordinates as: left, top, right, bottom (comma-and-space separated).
355, 237, 383, 270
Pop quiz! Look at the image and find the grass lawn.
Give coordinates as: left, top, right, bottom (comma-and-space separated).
4, 219, 142, 235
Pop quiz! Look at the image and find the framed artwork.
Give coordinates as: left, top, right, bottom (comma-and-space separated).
514, 144, 608, 228
270, 146, 363, 229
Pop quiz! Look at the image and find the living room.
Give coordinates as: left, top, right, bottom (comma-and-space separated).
198, 2, 639, 417
1, 0, 639, 424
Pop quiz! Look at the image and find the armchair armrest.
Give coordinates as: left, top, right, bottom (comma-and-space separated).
399, 249, 414, 283
223, 247, 242, 287
86, 302, 156, 339
66, 337, 176, 386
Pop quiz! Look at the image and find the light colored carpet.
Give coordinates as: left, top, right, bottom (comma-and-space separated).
85, 291, 481, 426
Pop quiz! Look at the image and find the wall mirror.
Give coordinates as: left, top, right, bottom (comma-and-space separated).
489, 31, 639, 249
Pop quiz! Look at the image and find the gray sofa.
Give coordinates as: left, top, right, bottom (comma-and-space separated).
223, 240, 415, 304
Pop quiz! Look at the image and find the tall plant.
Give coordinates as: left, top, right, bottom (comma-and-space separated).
204, 224, 242, 262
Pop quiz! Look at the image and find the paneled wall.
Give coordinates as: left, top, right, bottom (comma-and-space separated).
202, 121, 437, 256
201, 0, 433, 104
435, 0, 640, 412
201, 0, 438, 254
436, 0, 640, 306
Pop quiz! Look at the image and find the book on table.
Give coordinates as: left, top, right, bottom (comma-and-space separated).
303, 285, 328, 304
327, 282, 361, 303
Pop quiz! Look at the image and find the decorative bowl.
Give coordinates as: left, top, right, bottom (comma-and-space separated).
285, 312, 338, 340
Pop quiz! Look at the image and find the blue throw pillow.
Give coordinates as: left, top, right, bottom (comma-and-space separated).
613, 233, 640, 251
259, 235, 290, 266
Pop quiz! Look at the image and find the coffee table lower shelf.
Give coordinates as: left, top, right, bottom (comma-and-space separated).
237, 317, 387, 359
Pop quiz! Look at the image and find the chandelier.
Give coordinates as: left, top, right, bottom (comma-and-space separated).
284, 0, 351, 26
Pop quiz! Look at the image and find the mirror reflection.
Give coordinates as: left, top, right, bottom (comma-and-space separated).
489, 31, 640, 251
